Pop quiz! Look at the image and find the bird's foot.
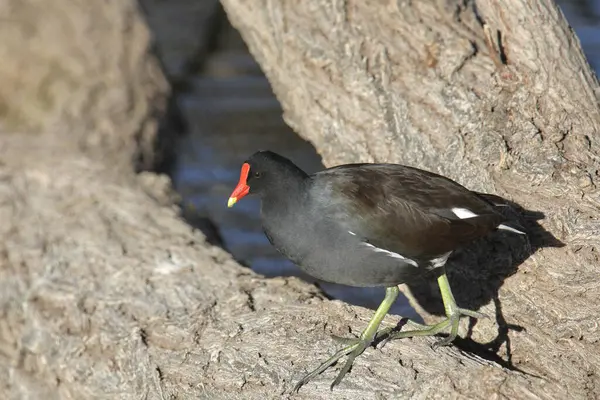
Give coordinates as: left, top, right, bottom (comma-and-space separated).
293, 335, 372, 392
432, 307, 488, 348
293, 286, 400, 392
382, 307, 488, 348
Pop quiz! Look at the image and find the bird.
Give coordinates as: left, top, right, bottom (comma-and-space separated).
227, 150, 525, 391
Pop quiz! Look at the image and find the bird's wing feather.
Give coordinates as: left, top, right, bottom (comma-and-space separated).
311, 164, 505, 259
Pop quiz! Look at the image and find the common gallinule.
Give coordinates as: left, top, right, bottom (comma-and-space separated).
227, 150, 524, 391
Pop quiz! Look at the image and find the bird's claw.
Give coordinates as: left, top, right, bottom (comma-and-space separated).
293, 336, 372, 392
431, 335, 454, 349
329, 339, 369, 389
457, 307, 489, 320
385, 307, 488, 348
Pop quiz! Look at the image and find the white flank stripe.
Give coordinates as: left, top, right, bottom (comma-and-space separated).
430, 252, 452, 268
451, 207, 478, 219
361, 242, 419, 267
348, 231, 356, 236
498, 224, 526, 235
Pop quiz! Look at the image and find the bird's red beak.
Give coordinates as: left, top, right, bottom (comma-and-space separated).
228, 162, 251, 207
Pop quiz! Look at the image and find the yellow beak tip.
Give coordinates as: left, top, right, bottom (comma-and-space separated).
227, 197, 237, 208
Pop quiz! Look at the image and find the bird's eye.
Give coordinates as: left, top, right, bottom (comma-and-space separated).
254, 171, 262, 178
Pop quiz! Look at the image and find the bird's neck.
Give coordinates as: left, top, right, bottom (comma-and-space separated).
261, 170, 309, 220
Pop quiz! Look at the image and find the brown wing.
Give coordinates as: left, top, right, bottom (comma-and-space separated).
311, 164, 505, 260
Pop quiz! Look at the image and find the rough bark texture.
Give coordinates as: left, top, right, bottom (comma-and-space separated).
0, 0, 171, 171
1, 1, 599, 400
218, 0, 600, 398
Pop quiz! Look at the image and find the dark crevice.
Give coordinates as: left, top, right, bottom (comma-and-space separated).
182, 3, 228, 78
496, 29, 508, 65
140, 328, 149, 347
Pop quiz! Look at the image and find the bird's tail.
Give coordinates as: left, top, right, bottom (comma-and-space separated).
475, 192, 511, 207
475, 192, 527, 235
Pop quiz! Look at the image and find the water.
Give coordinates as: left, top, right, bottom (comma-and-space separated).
163, 0, 600, 319
560, 1, 600, 72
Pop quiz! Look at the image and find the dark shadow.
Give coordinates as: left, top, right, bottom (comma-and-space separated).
402, 197, 563, 371
449, 296, 539, 377
180, 5, 227, 81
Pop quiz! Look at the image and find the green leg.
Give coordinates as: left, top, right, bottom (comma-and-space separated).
384, 267, 487, 346
293, 286, 400, 392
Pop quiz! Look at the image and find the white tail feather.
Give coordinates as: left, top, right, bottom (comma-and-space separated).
498, 224, 526, 235
451, 207, 478, 219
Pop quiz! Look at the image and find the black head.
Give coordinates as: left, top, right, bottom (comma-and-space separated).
227, 151, 308, 207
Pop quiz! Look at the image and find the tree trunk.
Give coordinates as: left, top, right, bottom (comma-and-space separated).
218, 0, 600, 398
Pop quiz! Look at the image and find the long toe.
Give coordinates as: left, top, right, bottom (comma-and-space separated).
458, 307, 489, 320
431, 332, 457, 349
293, 341, 361, 392
330, 334, 361, 345
431, 307, 486, 349
330, 339, 370, 390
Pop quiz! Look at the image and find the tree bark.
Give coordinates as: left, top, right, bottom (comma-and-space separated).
218, 0, 600, 398
2, 0, 599, 399
0, 0, 173, 172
